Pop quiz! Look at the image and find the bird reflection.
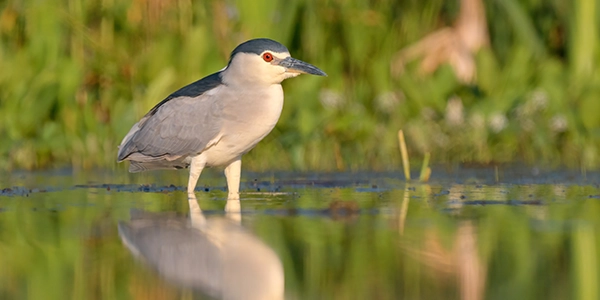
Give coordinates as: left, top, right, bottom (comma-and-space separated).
118, 195, 284, 300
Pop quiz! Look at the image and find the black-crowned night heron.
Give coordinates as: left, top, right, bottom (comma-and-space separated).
117, 38, 326, 198
118, 199, 284, 299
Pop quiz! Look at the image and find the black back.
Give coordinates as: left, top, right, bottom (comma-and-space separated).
144, 71, 223, 117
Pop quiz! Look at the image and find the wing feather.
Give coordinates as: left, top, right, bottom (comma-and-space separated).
118, 90, 223, 163
118, 71, 224, 164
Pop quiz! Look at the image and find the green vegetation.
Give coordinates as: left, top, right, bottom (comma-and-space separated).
0, 0, 599, 171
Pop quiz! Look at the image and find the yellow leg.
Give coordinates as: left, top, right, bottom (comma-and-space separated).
224, 158, 241, 200
187, 155, 206, 198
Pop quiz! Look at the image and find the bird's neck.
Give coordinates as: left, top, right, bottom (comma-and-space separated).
220, 83, 284, 128
221, 64, 286, 87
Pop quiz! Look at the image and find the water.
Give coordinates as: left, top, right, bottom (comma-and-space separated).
1, 167, 600, 299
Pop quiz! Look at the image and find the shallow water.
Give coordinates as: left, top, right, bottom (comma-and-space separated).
1, 167, 600, 299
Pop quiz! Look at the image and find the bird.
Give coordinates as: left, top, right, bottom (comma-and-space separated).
118, 199, 284, 300
117, 38, 326, 199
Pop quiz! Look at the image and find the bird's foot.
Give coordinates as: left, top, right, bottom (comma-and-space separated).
227, 192, 240, 201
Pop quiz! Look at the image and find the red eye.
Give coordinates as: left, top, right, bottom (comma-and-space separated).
262, 52, 273, 62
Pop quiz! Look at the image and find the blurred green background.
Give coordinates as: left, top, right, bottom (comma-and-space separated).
1, 0, 599, 171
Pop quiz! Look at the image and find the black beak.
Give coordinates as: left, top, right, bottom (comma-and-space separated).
278, 57, 327, 76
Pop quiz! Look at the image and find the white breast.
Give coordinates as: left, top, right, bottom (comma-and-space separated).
201, 84, 284, 167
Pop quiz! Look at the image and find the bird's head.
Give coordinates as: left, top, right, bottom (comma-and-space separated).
222, 38, 327, 86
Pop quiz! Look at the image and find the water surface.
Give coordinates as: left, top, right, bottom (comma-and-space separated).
1, 167, 600, 299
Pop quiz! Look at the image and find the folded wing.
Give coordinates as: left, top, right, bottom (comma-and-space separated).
117, 72, 224, 172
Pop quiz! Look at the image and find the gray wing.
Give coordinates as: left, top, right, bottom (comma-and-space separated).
118, 94, 224, 169
117, 72, 224, 169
